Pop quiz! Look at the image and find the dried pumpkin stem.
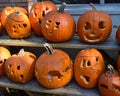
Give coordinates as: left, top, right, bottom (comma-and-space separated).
18, 48, 25, 56
44, 43, 54, 55
58, 2, 66, 13
107, 64, 115, 74
89, 3, 96, 11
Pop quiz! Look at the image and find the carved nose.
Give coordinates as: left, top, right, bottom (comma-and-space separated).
90, 32, 95, 37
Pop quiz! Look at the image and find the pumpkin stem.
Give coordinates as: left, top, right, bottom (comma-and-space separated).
16, 10, 21, 15
44, 43, 54, 55
89, 3, 96, 11
58, 2, 66, 13
107, 64, 115, 74
18, 48, 25, 56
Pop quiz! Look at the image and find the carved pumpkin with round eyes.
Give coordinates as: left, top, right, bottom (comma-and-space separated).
1, 6, 27, 27
41, 3, 75, 42
74, 48, 105, 88
29, 1, 57, 36
98, 65, 120, 96
5, 11, 31, 39
35, 43, 73, 88
77, 3, 112, 44
4, 49, 36, 83
0, 47, 11, 77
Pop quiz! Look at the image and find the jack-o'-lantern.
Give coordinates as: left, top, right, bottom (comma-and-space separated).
4, 49, 36, 83
98, 64, 120, 96
1, 6, 27, 27
117, 53, 120, 72
0, 47, 11, 77
41, 2, 75, 42
74, 48, 105, 88
0, 12, 3, 34
29, 1, 57, 36
35, 43, 73, 88
116, 26, 120, 42
5, 11, 31, 39
77, 3, 112, 44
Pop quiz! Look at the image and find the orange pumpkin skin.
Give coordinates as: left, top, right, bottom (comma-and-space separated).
117, 54, 120, 72
4, 50, 36, 83
5, 11, 31, 39
0, 12, 3, 34
29, 1, 57, 36
1, 6, 27, 27
116, 26, 120, 42
74, 48, 105, 88
41, 3, 75, 42
77, 4, 112, 44
98, 65, 120, 96
0, 47, 11, 77
35, 44, 73, 88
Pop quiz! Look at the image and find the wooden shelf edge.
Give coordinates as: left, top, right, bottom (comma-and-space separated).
0, 76, 100, 96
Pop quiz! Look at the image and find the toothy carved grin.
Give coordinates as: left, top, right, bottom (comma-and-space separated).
100, 83, 120, 95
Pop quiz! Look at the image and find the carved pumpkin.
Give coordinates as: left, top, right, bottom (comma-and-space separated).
29, 1, 57, 36
98, 64, 120, 96
74, 48, 105, 88
1, 6, 27, 27
35, 43, 73, 88
0, 47, 11, 77
4, 49, 36, 83
5, 11, 31, 39
117, 53, 120, 72
41, 3, 75, 42
0, 12, 3, 34
77, 3, 112, 44
116, 26, 120, 42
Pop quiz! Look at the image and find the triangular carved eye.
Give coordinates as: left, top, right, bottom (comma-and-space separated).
99, 21, 105, 29
54, 22, 60, 30
0, 60, 3, 64
84, 22, 91, 30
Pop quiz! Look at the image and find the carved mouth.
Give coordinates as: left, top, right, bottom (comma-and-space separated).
47, 71, 63, 82
100, 83, 120, 95
80, 75, 90, 84
84, 35, 102, 43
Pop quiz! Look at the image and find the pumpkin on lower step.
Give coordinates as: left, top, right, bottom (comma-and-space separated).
98, 64, 120, 96
74, 48, 105, 88
4, 49, 36, 83
5, 11, 31, 39
35, 43, 73, 88
0, 47, 11, 77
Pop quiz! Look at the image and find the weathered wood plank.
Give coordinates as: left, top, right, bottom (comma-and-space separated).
0, 31, 120, 50
0, 76, 100, 96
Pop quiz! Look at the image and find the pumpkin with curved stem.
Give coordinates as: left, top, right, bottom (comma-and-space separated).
98, 64, 120, 96
41, 2, 75, 42
74, 48, 105, 88
5, 11, 31, 39
29, 0, 57, 36
77, 3, 112, 44
35, 43, 73, 88
1, 6, 27, 27
0, 47, 11, 77
4, 49, 36, 83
